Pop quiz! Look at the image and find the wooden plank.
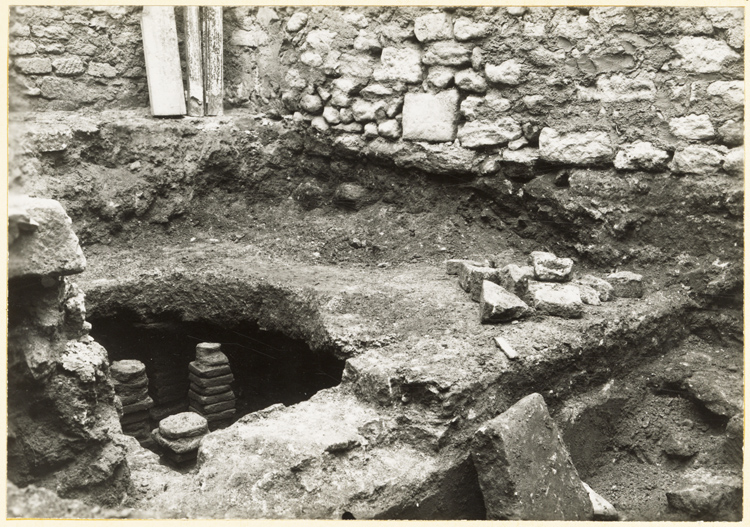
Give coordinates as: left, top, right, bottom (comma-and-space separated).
183, 7, 204, 116
202, 6, 223, 116
141, 6, 186, 117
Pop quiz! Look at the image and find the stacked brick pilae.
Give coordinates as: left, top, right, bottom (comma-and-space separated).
188, 343, 236, 430
152, 412, 209, 466
111, 360, 155, 448
148, 353, 190, 423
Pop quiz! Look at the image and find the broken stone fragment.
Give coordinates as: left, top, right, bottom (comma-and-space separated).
530, 251, 573, 282
582, 482, 619, 520
526, 282, 584, 318
453, 17, 489, 41
454, 69, 487, 93
662, 432, 698, 459
413, 12, 453, 42
457, 118, 521, 149
577, 284, 601, 306
422, 41, 472, 67
684, 370, 742, 418
373, 47, 423, 84
159, 411, 209, 439
9, 196, 87, 279
669, 145, 725, 176
669, 114, 715, 141
665, 468, 742, 521
574, 274, 613, 302
606, 271, 644, 298
446, 258, 484, 275
485, 59, 522, 85
285, 12, 308, 33
188, 361, 232, 378
195, 342, 229, 365
110, 359, 146, 383
458, 264, 501, 302
480, 281, 531, 323
614, 141, 670, 171
471, 393, 593, 520
493, 335, 518, 359
497, 264, 534, 297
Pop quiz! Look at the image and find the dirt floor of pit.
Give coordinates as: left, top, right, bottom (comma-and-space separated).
68, 186, 744, 521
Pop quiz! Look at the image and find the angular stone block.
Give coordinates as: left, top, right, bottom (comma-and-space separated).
526, 282, 584, 318
669, 146, 724, 176
606, 271, 644, 298
471, 393, 593, 520
479, 281, 531, 323
530, 251, 573, 282
498, 264, 534, 297
669, 114, 715, 141
188, 361, 232, 378
458, 264, 501, 302
159, 411, 209, 440
402, 90, 459, 143
110, 360, 146, 383
538, 128, 614, 166
9, 196, 87, 279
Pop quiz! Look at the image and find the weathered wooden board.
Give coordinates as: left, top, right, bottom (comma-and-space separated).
183, 6, 204, 117
141, 6, 186, 116
202, 6, 223, 116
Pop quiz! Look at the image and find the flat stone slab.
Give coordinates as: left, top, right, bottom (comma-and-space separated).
189, 372, 234, 388
190, 399, 236, 414
189, 361, 232, 378
471, 393, 593, 520
606, 271, 644, 298
110, 360, 146, 383
152, 428, 204, 454
9, 196, 87, 279
402, 89, 459, 143
159, 411, 209, 440
118, 387, 150, 406
113, 376, 148, 395
120, 410, 150, 426
122, 395, 154, 415
190, 382, 233, 396
188, 389, 236, 406
164, 448, 199, 465
526, 282, 584, 318
480, 281, 531, 323
191, 407, 236, 423
458, 264, 501, 302
195, 342, 229, 365
530, 251, 573, 282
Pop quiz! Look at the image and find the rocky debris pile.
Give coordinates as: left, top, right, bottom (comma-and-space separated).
111, 360, 154, 448
188, 343, 236, 430
152, 412, 209, 466
666, 468, 742, 521
148, 354, 190, 424
448, 251, 644, 323
7, 195, 129, 505
470, 392, 609, 520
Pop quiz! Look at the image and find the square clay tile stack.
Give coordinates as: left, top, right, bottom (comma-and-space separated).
148, 353, 190, 423
111, 360, 154, 447
152, 412, 208, 466
188, 343, 236, 431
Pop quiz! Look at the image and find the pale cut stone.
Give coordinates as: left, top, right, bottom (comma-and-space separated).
458, 118, 522, 149
669, 114, 715, 141
539, 128, 614, 165
526, 282, 584, 318
614, 141, 670, 171
373, 47, 423, 84
531, 251, 573, 282
706, 81, 744, 108
453, 17, 489, 41
673, 36, 740, 73
414, 12, 453, 42
669, 145, 724, 176
402, 90, 459, 142
723, 147, 743, 176
606, 271, 644, 298
485, 59, 522, 85
480, 281, 531, 323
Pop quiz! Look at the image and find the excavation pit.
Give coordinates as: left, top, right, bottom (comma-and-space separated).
89, 313, 345, 439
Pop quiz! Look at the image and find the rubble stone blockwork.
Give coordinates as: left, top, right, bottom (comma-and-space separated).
9, 6, 744, 179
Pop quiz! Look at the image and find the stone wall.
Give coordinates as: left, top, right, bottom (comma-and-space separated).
9, 6, 744, 178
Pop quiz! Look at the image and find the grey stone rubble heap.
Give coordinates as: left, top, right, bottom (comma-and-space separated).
111, 359, 155, 448
152, 412, 209, 466
188, 343, 236, 431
